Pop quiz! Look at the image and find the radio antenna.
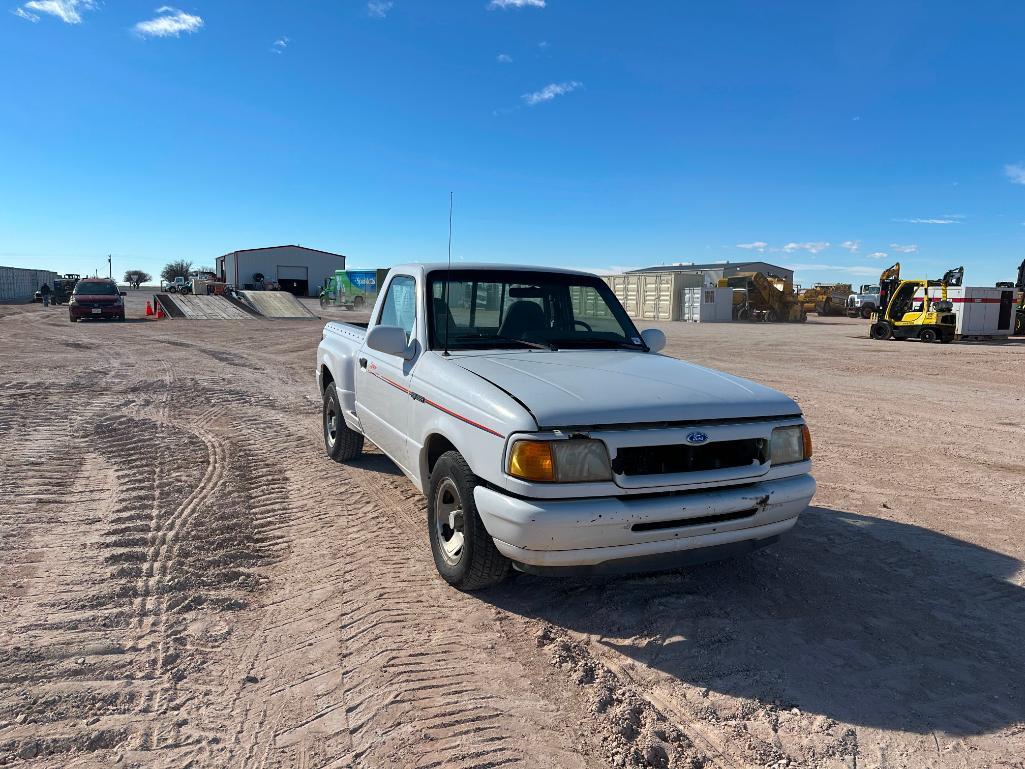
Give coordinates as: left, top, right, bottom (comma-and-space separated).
443, 191, 453, 357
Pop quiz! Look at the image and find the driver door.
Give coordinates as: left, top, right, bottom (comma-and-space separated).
356, 274, 419, 474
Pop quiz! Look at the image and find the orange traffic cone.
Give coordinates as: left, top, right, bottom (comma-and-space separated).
156, 307, 165, 319
146, 300, 153, 316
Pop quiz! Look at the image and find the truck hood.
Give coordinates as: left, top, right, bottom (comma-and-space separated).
454, 351, 800, 428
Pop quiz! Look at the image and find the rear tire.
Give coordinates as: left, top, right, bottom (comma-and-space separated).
323, 383, 364, 461
919, 328, 938, 343
870, 321, 891, 340
428, 451, 510, 591
353, 296, 365, 310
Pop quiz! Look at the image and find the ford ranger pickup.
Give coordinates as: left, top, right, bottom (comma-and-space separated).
316, 264, 815, 589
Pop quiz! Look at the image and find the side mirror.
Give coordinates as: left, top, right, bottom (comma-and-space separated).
641, 328, 666, 353
366, 325, 415, 360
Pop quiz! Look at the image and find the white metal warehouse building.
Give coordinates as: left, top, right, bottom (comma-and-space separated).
0, 266, 60, 302
215, 245, 346, 297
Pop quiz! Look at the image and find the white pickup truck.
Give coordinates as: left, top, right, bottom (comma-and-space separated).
316, 264, 815, 589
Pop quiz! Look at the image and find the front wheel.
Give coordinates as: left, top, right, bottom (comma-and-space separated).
353, 296, 365, 310
860, 305, 875, 319
428, 451, 510, 591
323, 383, 364, 461
319, 295, 329, 308
870, 321, 891, 340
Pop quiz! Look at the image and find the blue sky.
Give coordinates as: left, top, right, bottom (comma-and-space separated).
3, 1, 1025, 287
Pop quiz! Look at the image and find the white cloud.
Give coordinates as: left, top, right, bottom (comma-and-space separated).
522, 81, 581, 106
736, 241, 768, 252
782, 241, 830, 254
367, 1, 393, 17
1004, 164, 1025, 185
134, 7, 203, 38
893, 216, 963, 224
17, 0, 94, 24
839, 240, 860, 253
496, 53, 513, 63
489, 0, 545, 8
271, 36, 289, 53
867, 251, 888, 259
889, 243, 918, 253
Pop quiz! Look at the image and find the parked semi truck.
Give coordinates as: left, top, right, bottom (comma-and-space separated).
317, 263, 815, 589
320, 269, 378, 310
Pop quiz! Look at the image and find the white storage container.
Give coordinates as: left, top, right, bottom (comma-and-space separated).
919, 286, 1015, 338
604, 272, 686, 321
680, 287, 733, 322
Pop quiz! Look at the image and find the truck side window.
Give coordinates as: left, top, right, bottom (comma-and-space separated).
378, 275, 417, 342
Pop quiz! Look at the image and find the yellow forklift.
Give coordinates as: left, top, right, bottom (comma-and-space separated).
868, 264, 962, 343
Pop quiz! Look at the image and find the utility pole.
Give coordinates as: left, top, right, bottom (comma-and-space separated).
107, 254, 112, 279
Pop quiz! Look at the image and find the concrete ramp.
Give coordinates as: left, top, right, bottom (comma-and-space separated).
155, 293, 254, 320
239, 291, 319, 319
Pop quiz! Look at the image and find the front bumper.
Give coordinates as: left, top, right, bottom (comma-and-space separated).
474, 473, 815, 568
70, 305, 123, 320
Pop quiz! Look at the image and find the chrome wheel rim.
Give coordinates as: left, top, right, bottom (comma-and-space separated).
325, 402, 338, 448
434, 478, 464, 566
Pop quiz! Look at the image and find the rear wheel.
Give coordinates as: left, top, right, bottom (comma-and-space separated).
323, 383, 364, 461
319, 295, 329, 308
353, 296, 365, 310
870, 321, 891, 340
765, 309, 778, 323
919, 328, 938, 343
1016, 313, 1024, 336
428, 451, 509, 590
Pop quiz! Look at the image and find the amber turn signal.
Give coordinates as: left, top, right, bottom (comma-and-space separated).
802, 424, 813, 459
508, 440, 555, 482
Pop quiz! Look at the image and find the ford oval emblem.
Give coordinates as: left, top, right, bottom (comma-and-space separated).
686, 431, 709, 445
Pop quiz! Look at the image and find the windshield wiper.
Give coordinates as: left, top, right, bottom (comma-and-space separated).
452, 334, 557, 351
547, 338, 644, 350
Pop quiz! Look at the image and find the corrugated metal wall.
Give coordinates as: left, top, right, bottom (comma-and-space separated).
0, 266, 60, 302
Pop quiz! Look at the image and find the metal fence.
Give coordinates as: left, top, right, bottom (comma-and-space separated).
0, 266, 60, 302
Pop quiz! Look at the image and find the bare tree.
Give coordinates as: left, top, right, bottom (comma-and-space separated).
123, 270, 152, 289
161, 260, 193, 284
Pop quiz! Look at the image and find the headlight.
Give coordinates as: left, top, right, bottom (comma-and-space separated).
68, 297, 77, 305
770, 425, 812, 465
508, 438, 612, 483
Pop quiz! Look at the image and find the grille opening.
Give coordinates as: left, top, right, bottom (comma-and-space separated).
631, 507, 758, 532
612, 438, 767, 476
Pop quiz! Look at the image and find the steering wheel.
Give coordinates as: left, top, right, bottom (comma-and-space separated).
573, 320, 593, 332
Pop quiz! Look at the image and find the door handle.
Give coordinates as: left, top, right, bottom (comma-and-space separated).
358, 358, 367, 369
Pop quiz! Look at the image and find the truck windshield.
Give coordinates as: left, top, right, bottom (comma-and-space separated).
426, 270, 644, 351
74, 282, 119, 296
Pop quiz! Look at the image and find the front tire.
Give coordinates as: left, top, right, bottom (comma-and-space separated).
870, 321, 891, 340
323, 383, 364, 461
428, 451, 510, 590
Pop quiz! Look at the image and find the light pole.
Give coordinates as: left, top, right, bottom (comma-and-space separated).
108, 254, 112, 279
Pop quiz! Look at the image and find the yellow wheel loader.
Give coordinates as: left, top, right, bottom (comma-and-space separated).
868, 264, 962, 343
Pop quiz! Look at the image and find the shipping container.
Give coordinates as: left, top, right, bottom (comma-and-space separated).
681, 287, 733, 322
915, 286, 1016, 338
603, 272, 689, 321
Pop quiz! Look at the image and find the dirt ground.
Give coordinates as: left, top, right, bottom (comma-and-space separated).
2, 292, 1024, 769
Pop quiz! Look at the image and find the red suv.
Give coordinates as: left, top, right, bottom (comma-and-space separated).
69, 278, 126, 322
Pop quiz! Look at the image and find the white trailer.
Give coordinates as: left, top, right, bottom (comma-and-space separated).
681, 287, 733, 322
916, 286, 1016, 339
